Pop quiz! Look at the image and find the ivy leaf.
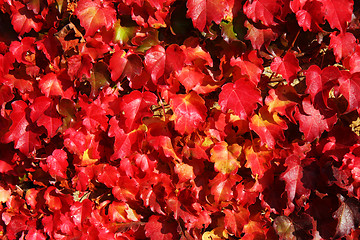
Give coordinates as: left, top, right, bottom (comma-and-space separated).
209, 172, 241, 203
294, 0, 325, 32
109, 48, 143, 82
244, 140, 273, 178
170, 91, 207, 135
322, 0, 353, 33
46, 149, 68, 179
75, 0, 116, 37
2, 101, 42, 155
243, 0, 282, 26
176, 66, 205, 92
295, 97, 337, 142
108, 117, 143, 160
120, 90, 158, 132
26, 229, 46, 240
10, 1, 43, 35
67, 54, 92, 80
224, 208, 250, 237
144, 45, 185, 84
96, 164, 120, 188
346, 45, 360, 74
329, 32, 356, 62
265, 85, 299, 122
280, 155, 311, 213
333, 195, 360, 238
244, 20, 277, 50
339, 72, 360, 113
36, 28, 62, 63
39, 72, 74, 99
145, 215, 179, 240
218, 78, 261, 119
144, 45, 165, 83
210, 141, 241, 174
270, 52, 300, 84
186, 0, 233, 32
70, 199, 93, 229
78, 98, 108, 132
305, 65, 322, 103
230, 51, 264, 85
30, 96, 62, 138
249, 106, 288, 149
273, 216, 296, 240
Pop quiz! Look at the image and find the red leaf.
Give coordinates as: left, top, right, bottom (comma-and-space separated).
2, 101, 41, 155
108, 117, 143, 160
230, 51, 264, 85
209, 172, 241, 203
26, 229, 46, 240
243, 0, 282, 26
294, 0, 325, 32
339, 72, 360, 112
46, 149, 68, 179
134, 153, 155, 173
329, 32, 356, 62
30, 96, 62, 138
270, 52, 300, 83
36, 28, 62, 63
224, 208, 250, 237
109, 49, 143, 82
249, 106, 288, 149
186, 0, 233, 31
75, 0, 117, 37
176, 66, 205, 92
145, 215, 179, 240
67, 54, 92, 80
265, 85, 299, 122
120, 90, 157, 132
9, 37, 36, 65
346, 45, 360, 74
78, 98, 108, 132
10, 1, 43, 35
218, 78, 261, 119
165, 44, 186, 74
305, 65, 322, 102
0, 52, 15, 77
244, 21, 277, 50
295, 97, 337, 142
39, 72, 74, 99
244, 140, 273, 178
323, 0, 353, 33
333, 196, 360, 238
70, 199, 93, 229
145, 45, 166, 83
280, 155, 311, 212
0, 84, 14, 107
210, 141, 241, 174
96, 164, 120, 187
169, 91, 207, 134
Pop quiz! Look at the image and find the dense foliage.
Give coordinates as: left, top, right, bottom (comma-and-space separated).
1, 0, 360, 239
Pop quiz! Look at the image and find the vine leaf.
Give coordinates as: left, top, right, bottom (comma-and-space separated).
75, 0, 116, 37
219, 78, 261, 119
322, 0, 353, 33
295, 97, 337, 142
2, 101, 42, 155
170, 91, 207, 135
186, 0, 233, 32
270, 52, 300, 84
